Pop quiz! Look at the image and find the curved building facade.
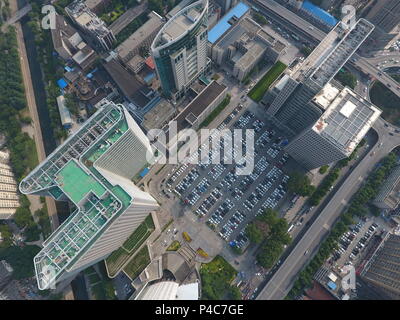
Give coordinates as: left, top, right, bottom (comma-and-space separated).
151, 0, 210, 99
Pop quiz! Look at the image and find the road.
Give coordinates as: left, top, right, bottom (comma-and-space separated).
15, 21, 59, 231
352, 54, 400, 95
257, 117, 400, 300
250, 0, 326, 42
247, 0, 400, 98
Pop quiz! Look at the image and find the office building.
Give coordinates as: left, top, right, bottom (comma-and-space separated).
285, 83, 381, 170
373, 165, 400, 210
209, 12, 286, 81
19, 100, 159, 290
116, 11, 165, 73
365, 0, 400, 49
151, 0, 210, 100
360, 233, 400, 300
267, 19, 375, 137
66, 0, 116, 51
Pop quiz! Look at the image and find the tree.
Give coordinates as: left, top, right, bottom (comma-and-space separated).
64, 93, 80, 117
257, 239, 284, 269
287, 172, 315, 197
335, 69, 357, 89
148, 0, 163, 15
228, 285, 242, 300
252, 12, 267, 25
245, 222, 264, 244
13, 206, 33, 229
0, 245, 41, 279
0, 224, 13, 248
319, 165, 329, 174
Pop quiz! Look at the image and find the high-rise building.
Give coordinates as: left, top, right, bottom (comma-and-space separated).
372, 165, 400, 210
267, 19, 375, 137
365, 0, 400, 49
360, 233, 400, 300
285, 83, 381, 170
151, 0, 210, 100
19, 100, 159, 290
66, 0, 116, 51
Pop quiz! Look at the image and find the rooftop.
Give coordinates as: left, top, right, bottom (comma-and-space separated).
312, 85, 381, 155
152, 0, 207, 49
213, 16, 286, 56
56, 96, 73, 126
163, 8, 201, 41
208, 2, 249, 44
104, 59, 154, 108
66, 0, 112, 37
174, 80, 227, 131
234, 40, 266, 71
301, 0, 338, 27
116, 11, 164, 61
142, 99, 175, 131
56, 160, 106, 204
20, 102, 136, 290
307, 19, 375, 87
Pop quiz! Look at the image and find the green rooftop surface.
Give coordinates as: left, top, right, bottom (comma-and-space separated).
87, 120, 129, 163
56, 160, 107, 204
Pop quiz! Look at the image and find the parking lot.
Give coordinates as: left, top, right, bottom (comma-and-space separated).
163, 101, 294, 251
330, 217, 383, 267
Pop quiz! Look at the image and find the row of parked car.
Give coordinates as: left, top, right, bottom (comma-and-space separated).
208, 199, 236, 227
350, 223, 378, 260
219, 211, 246, 240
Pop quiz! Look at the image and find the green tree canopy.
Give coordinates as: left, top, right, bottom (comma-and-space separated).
287, 172, 315, 197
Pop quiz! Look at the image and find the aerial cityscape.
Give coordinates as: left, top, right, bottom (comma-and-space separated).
0, 0, 400, 303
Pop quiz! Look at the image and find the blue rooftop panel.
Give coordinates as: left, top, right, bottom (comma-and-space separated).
208, 2, 250, 44
301, 0, 338, 27
327, 281, 337, 290
57, 78, 68, 89
140, 167, 150, 177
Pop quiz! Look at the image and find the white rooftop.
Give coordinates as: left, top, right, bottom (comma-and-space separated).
312, 86, 381, 154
